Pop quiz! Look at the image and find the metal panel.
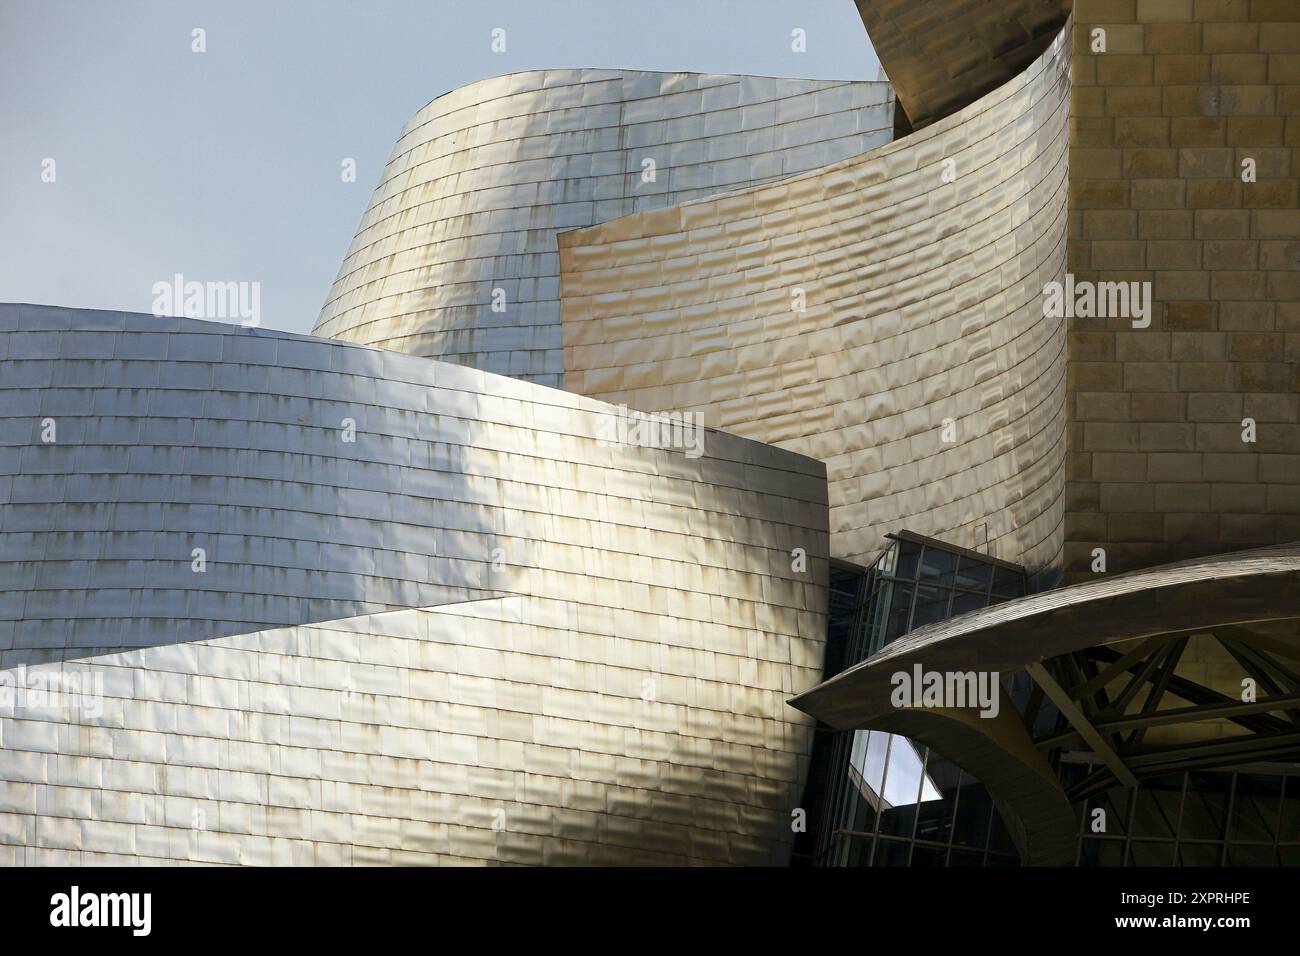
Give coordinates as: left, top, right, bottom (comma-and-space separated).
0, 304, 829, 865
314, 70, 896, 388
560, 26, 1073, 577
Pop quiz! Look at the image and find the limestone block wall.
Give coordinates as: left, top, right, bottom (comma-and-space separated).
1064, 0, 1300, 578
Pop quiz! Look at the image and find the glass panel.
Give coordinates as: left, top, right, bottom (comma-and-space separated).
1181, 772, 1231, 841
1078, 839, 1126, 866
917, 546, 956, 586
835, 833, 873, 867
893, 541, 920, 581
878, 736, 927, 837
1128, 841, 1175, 866
910, 585, 949, 629
954, 555, 992, 592
1226, 844, 1279, 866
949, 589, 988, 617
909, 844, 948, 867
1086, 786, 1133, 837
1029, 692, 1062, 738
1229, 773, 1282, 842
1278, 775, 1300, 843
861, 578, 894, 659
913, 753, 962, 846
987, 803, 1017, 856
826, 568, 863, 631
875, 540, 898, 577
873, 838, 912, 866
952, 777, 992, 849
992, 566, 1025, 597
811, 534, 1038, 868
883, 583, 914, 646
842, 730, 888, 835
823, 567, 866, 676
1177, 842, 1223, 867
1131, 775, 1183, 838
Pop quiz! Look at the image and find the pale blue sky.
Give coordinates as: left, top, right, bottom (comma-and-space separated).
0, 0, 880, 334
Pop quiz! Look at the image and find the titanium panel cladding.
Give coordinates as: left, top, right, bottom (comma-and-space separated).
1, 304, 829, 865
314, 70, 895, 388
560, 26, 1073, 577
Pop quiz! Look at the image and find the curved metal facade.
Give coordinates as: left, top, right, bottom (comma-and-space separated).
851, 0, 1071, 129
0, 303, 829, 865
6, 0, 1290, 871
559, 25, 1073, 576
314, 70, 895, 388
1, 592, 829, 866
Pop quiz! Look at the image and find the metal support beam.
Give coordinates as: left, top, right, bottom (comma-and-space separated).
1123, 728, 1300, 769
1087, 646, 1290, 735
1105, 643, 1170, 718
1128, 636, 1187, 748
1027, 661, 1138, 788
1071, 636, 1164, 701
1219, 640, 1297, 725
1079, 690, 1300, 736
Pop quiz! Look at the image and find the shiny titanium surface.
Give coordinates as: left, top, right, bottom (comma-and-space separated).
314, 69, 895, 388
0, 304, 829, 865
560, 24, 1073, 576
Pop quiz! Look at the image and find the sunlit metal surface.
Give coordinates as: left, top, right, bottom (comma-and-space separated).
0, 303, 829, 865
852, 0, 1072, 129
314, 70, 895, 388
0, 595, 831, 865
560, 24, 1072, 577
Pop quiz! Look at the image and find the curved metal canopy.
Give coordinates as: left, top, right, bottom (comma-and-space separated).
792, 543, 1300, 730
790, 543, 1300, 864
